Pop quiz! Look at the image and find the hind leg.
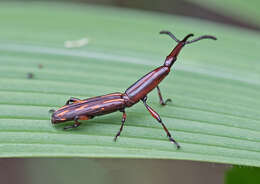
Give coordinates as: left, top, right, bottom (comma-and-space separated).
142, 96, 180, 149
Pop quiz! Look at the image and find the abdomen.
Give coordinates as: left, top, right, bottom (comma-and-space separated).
125, 66, 169, 103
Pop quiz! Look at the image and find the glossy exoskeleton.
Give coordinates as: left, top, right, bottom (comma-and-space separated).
50, 31, 217, 148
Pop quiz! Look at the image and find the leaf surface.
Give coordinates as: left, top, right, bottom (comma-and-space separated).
0, 2, 260, 167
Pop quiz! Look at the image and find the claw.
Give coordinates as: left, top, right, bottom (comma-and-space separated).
161, 98, 172, 106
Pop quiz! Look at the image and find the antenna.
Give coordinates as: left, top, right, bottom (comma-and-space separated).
160, 30, 217, 44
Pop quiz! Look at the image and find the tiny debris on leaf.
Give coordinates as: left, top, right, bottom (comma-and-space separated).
64, 38, 89, 48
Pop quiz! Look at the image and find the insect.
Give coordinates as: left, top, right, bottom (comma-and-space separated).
50, 30, 217, 149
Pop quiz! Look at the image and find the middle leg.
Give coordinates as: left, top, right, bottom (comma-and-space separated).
157, 86, 172, 106
114, 109, 127, 142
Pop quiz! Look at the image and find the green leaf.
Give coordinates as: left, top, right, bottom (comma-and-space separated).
225, 166, 260, 184
186, 0, 260, 27
0, 2, 260, 166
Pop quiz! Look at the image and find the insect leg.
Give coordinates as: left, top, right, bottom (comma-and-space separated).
157, 86, 172, 106
49, 109, 55, 114
114, 109, 127, 142
64, 116, 82, 130
65, 97, 81, 105
142, 96, 180, 149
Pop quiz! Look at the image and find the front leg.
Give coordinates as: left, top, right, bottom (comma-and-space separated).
142, 96, 180, 149
65, 97, 81, 105
63, 116, 82, 130
157, 86, 172, 106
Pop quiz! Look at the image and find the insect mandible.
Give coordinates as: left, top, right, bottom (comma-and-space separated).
50, 30, 217, 149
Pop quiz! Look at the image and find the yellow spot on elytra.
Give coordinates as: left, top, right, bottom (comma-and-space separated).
74, 100, 83, 104
104, 93, 121, 97
79, 115, 89, 120
103, 99, 124, 104
57, 110, 69, 117
75, 104, 89, 111
91, 105, 100, 109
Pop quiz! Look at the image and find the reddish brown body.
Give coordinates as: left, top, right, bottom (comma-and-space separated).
125, 66, 169, 103
51, 31, 217, 149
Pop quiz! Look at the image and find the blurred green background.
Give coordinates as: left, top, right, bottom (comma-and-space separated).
0, 0, 260, 184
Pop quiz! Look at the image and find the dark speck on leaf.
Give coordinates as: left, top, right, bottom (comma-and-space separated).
27, 73, 34, 79
38, 64, 43, 69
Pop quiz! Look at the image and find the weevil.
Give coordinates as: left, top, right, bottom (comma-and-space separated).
50, 31, 217, 148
